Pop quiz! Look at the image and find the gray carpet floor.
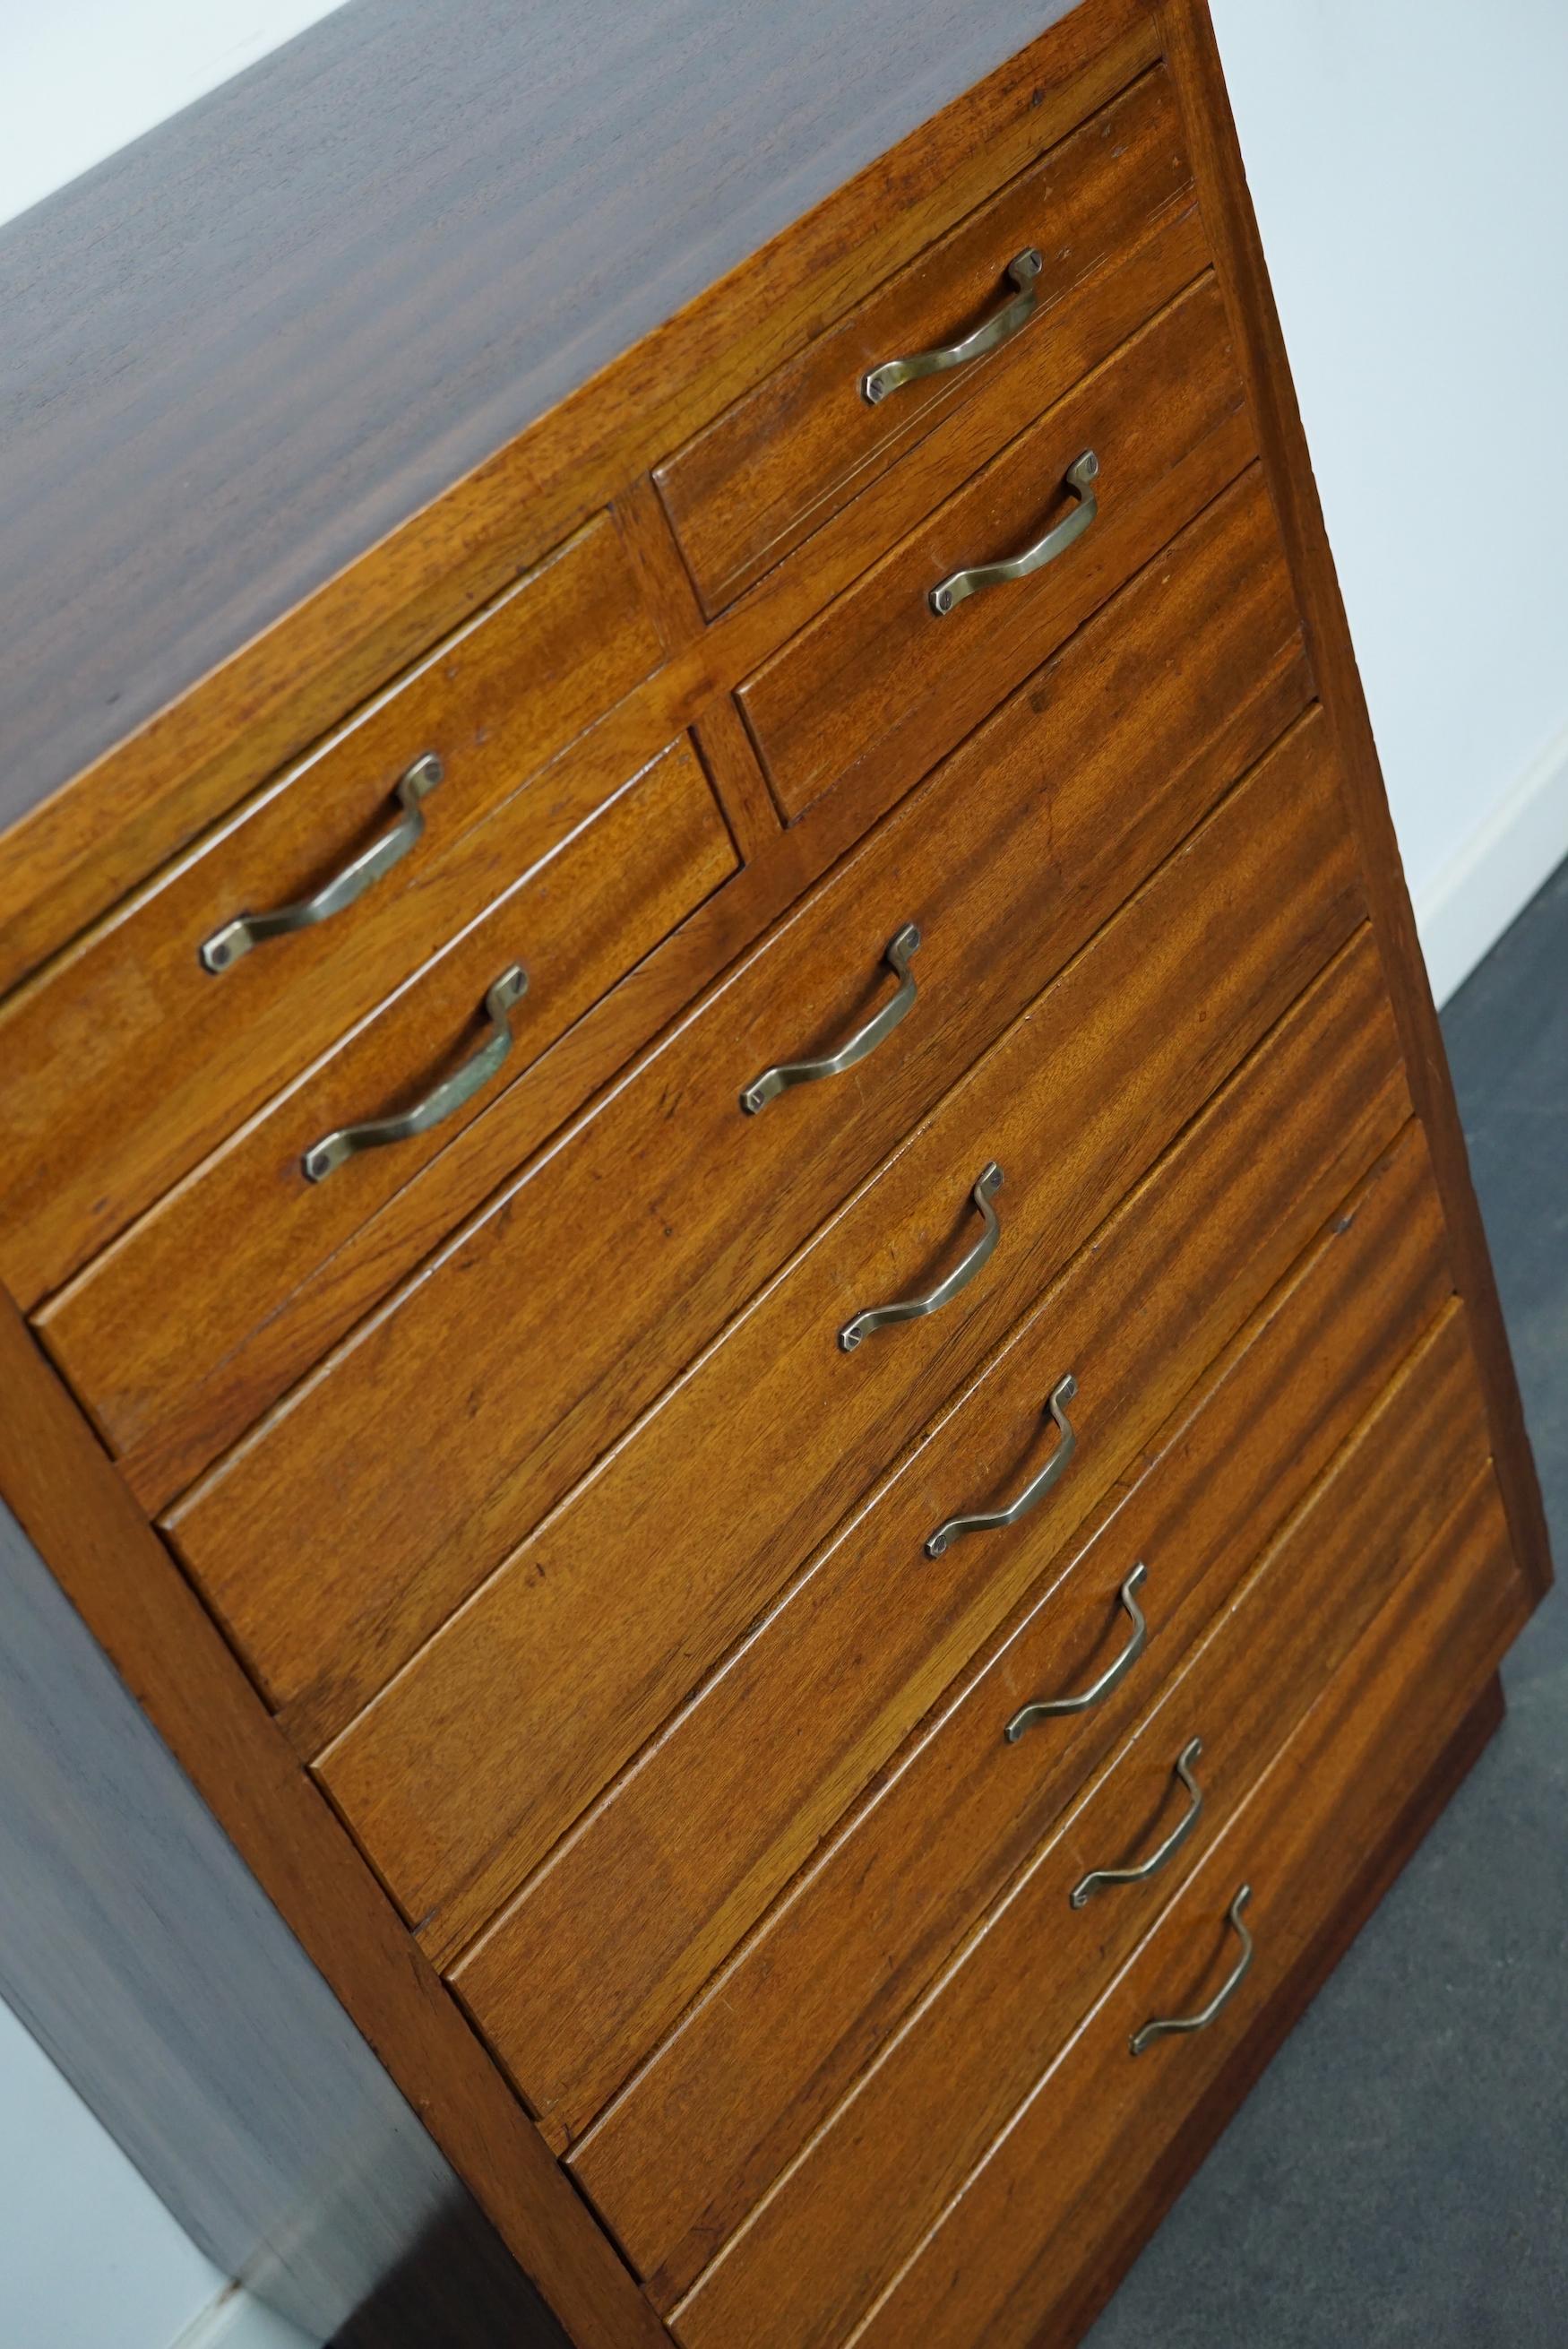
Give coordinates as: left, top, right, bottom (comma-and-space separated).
1087, 859, 1568, 2346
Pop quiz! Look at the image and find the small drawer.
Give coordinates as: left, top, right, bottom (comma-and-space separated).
38, 738, 736, 1491
825, 1464, 1529, 2349
656, 64, 1194, 613
306, 701, 1365, 1943
640, 1288, 1480, 2343
0, 512, 663, 1308
737, 268, 1248, 825
508, 1088, 1438, 2228
162, 463, 1311, 1749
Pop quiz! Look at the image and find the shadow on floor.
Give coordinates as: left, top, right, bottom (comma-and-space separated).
1088, 858, 1568, 2349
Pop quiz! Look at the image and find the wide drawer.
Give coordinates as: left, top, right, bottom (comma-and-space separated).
0, 512, 663, 1307
838, 1463, 1529, 2349
657, 62, 1194, 613
39, 738, 736, 1488
737, 268, 1247, 825
164, 462, 1306, 1747
659, 1291, 1483, 2345
564, 1111, 1450, 2296
321, 705, 1365, 1950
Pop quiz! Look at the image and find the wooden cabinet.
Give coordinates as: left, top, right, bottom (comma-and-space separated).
0, 3, 1550, 2345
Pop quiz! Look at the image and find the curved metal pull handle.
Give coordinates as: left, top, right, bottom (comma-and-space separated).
740, 924, 920, 1115
302, 964, 527, 1183
1131, 1885, 1254, 2057
1004, 1562, 1146, 1742
863, 248, 1043, 406
1071, 1738, 1205, 1908
926, 1370, 1079, 1560
840, 1162, 1004, 1352
929, 450, 1099, 617
201, 754, 443, 973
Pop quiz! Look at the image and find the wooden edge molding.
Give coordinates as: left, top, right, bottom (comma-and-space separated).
1157, 0, 1554, 1608
0, 0, 1159, 993
0, 1285, 671, 2349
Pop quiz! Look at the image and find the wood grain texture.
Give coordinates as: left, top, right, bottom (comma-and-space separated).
40, 738, 735, 1481
669, 1297, 1486, 2345
450, 915, 1409, 2131
0, 1496, 567, 2349
0, 0, 1155, 991
657, 62, 1193, 610
0, 1290, 671, 2349
0, 514, 661, 1308
738, 269, 1245, 823
843, 1462, 1530, 2349
1155, 0, 1554, 1611
568, 1114, 1449, 2297
163, 455, 1284, 1750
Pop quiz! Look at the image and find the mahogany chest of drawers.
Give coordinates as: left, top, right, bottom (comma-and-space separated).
0, 2, 1551, 2342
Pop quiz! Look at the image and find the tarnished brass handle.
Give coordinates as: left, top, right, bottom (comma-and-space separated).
1071, 1738, 1205, 1908
201, 753, 443, 973
840, 1162, 1003, 1352
1004, 1563, 1146, 1742
926, 1371, 1079, 1559
302, 964, 527, 1183
929, 450, 1099, 617
1131, 1885, 1254, 2056
740, 924, 920, 1115
862, 248, 1043, 405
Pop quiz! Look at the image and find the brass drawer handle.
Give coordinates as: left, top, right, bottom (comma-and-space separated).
1071, 1737, 1205, 1908
926, 1369, 1078, 1559
302, 964, 528, 1183
1004, 1561, 1146, 1742
840, 1161, 1004, 1352
1131, 1885, 1254, 2057
740, 923, 921, 1115
862, 248, 1043, 406
201, 753, 443, 973
929, 450, 1099, 617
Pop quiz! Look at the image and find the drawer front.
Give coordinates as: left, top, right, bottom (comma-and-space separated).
321, 706, 1364, 1947
660, 1292, 1482, 2345
657, 63, 1194, 612
842, 1464, 1529, 2349
164, 460, 1300, 1747
737, 269, 1249, 825
448, 920, 1405, 2127
563, 1110, 1448, 2295
39, 739, 736, 1487
0, 513, 663, 1308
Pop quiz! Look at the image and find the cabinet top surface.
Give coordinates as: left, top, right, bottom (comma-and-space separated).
0, 0, 1077, 840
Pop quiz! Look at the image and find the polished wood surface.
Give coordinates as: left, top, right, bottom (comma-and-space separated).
567, 1114, 1449, 2293
738, 270, 1244, 823
849, 1465, 1529, 2349
41, 738, 734, 1481
452, 918, 1408, 2120
669, 1300, 1486, 2345
657, 63, 1193, 612
0, 0, 1151, 991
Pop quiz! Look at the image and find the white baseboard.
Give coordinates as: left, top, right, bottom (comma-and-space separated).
1414, 718, 1568, 1006
171, 2284, 322, 2349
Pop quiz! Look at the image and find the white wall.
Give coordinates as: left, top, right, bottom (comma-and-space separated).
1210, 0, 1568, 1001
0, 2000, 220, 2349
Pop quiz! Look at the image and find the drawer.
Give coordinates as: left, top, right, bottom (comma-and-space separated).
560, 1112, 1450, 2293
657, 1293, 1482, 2345
319, 705, 1365, 1948
837, 1464, 1529, 2349
163, 462, 1310, 1746
737, 268, 1249, 825
38, 739, 736, 1486
656, 63, 1195, 613
0, 512, 663, 1307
